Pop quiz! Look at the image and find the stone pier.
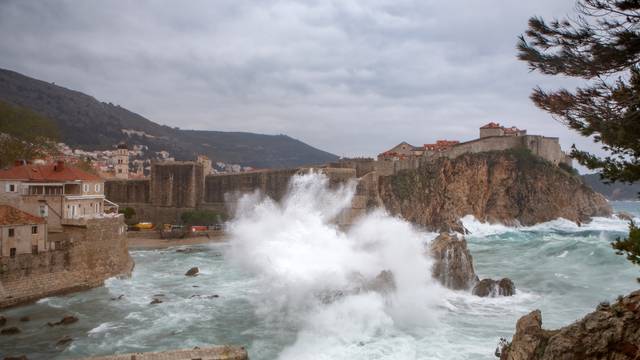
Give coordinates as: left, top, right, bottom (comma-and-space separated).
81, 346, 248, 360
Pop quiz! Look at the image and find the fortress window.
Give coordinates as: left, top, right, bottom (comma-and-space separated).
10, 248, 16, 258
8, 228, 14, 237
32, 226, 38, 234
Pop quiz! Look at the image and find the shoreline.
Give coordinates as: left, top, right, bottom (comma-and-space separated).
127, 233, 227, 249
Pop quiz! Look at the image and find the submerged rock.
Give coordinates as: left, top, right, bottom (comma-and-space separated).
56, 335, 73, 347
617, 211, 634, 221
185, 267, 199, 277
500, 290, 640, 360
0, 315, 6, 327
150, 298, 163, 305
3, 356, 28, 360
47, 315, 78, 327
19, 316, 30, 322
473, 278, 515, 297
0, 326, 21, 335
429, 233, 478, 290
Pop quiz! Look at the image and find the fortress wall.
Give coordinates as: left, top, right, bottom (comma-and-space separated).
524, 136, 566, 165
329, 159, 376, 177
104, 179, 150, 204
0, 217, 133, 308
440, 136, 524, 159
203, 168, 299, 203
151, 162, 203, 208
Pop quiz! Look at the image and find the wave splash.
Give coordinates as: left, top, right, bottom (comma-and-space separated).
227, 171, 445, 359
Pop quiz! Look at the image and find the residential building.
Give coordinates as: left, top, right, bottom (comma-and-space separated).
0, 205, 48, 257
0, 160, 118, 231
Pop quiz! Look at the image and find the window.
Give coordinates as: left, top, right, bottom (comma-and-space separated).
118, 169, 123, 173
5, 183, 16, 192
8, 228, 14, 237
95, 184, 101, 192
31, 226, 38, 234
54, 241, 61, 249
10, 248, 16, 258
39, 205, 48, 217
31, 245, 38, 255
83, 184, 89, 193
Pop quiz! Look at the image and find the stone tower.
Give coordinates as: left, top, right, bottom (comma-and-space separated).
115, 143, 129, 179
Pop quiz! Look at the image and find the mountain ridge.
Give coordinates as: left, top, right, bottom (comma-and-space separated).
0, 68, 338, 168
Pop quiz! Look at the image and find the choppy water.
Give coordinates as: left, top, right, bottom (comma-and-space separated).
1, 174, 638, 360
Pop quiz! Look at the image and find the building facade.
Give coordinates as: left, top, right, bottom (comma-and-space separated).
0, 160, 116, 231
0, 205, 47, 257
114, 143, 129, 179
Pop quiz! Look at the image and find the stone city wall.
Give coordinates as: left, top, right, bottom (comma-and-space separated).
105, 179, 150, 204
0, 216, 134, 308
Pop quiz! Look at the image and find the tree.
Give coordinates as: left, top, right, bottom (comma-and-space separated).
0, 100, 60, 168
518, 0, 640, 277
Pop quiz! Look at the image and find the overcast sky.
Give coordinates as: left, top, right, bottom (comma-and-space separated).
0, 0, 602, 163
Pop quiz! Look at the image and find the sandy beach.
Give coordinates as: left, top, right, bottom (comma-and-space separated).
127, 233, 227, 249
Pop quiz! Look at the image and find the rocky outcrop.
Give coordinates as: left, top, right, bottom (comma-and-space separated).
473, 278, 515, 297
500, 290, 640, 360
379, 150, 612, 232
185, 267, 199, 277
428, 233, 478, 290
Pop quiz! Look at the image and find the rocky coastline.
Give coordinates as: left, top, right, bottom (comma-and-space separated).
379, 150, 612, 232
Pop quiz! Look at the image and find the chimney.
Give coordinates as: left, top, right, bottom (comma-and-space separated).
54, 160, 65, 172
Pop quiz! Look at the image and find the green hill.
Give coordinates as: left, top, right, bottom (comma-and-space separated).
0, 68, 338, 168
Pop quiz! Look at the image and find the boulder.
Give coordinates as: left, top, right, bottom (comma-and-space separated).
150, 298, 163, 305
56, 335, 73, 347
363, 270, 396, 294
472, 278, 516, 297
617, 211, 635, 221
0, 326, 21, 335
500, 290, 640, 360
185, 267, 199, 277
429, 233, 478, 290
47, 315, 78, 327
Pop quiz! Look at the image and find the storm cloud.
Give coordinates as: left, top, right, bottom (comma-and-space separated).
0, 0, 600, 162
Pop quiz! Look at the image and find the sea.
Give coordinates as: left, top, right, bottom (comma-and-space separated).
1, 172, 638, 360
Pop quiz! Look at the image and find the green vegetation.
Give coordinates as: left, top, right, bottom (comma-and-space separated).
518, 0, 640, 278
118, 207, 137, 225
180, 210, 225, 226
0, 99, 59, 168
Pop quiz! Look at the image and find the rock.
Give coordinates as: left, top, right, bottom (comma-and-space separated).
56, 335, 73, 346
473, 278, 516, 297
617, 211, 634, 221
185, 267, 199, 277
501, 290, 640, 360
47, 315, 78, 327
429, 233, 478, 290
150, 298, 163, 305
363, 270, 396, 294
378, 151, 612, 232
0, 326, 21, 335
110, 294, 125, 301
0, 315, 6, 327
19, 316, 30, 322
3, 356, 28, 360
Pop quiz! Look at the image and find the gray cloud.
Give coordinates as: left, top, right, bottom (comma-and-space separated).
0, 0, 604, 169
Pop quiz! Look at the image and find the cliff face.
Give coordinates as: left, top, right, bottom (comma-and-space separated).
500, 290, 640, 360
379, 150, 612, 232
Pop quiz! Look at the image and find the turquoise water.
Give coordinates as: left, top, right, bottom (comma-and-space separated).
1, 194, 638, 359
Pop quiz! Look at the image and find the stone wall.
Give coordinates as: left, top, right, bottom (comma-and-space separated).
204, 168, 299, 204
104, 179, 150, 204
151, 162, 204, 208
0, 216, 134, 308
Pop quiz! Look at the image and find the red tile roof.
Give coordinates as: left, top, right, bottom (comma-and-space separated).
0, 161, 102, 182
480, 122, 502, 129
0, 205, 45, 225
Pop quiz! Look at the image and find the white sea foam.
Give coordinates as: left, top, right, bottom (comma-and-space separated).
227, 171, 446, 359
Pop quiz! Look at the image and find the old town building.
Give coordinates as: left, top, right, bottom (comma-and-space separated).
0, 204, 47, 257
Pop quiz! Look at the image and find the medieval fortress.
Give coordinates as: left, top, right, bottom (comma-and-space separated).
105, 123, 572, 226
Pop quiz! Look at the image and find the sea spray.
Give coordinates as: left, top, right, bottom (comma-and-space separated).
227, 171, 446, 358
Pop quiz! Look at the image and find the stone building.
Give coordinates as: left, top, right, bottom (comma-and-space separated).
114, 143, 129, 179
0, 205, 47, 257
377, 141, 425, 160
479, 122, 527, 138
197, 155, 213, 176
0, 160, 117, 231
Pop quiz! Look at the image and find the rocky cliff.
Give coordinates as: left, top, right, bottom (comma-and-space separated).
500, 290, 640, 360
379, 149, 612, 232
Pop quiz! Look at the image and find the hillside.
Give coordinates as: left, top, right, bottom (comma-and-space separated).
581, 173, 640, 200
0, 68, 338, 168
